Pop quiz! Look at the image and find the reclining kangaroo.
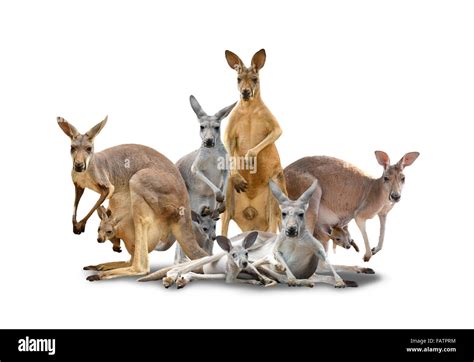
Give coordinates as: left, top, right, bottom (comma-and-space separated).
222, 49, 287, 236
284, 151, 420, 262
174, 95, 236, 262
57, 116, 208, 280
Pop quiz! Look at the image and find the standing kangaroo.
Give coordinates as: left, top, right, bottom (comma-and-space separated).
57, 116, 208, 280
174, 95, 236, 262
222, 49, 287, 236
284, 151, 420, 262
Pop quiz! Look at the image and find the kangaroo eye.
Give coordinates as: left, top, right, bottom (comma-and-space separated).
200, 126, 204, 131
232, 253, 237, 258
70, 146, 76, 153
203, 227, 209, 232
86, 147, 92, 152
237, 77, 242, 83
282, 212, 287, 217
336, 238, 341, 242
384, 176, 390, 182
252, 78, 258, 83
401, 176, 406, 182
106, 231, 112, 235
245, 252, 248, 257
214, 126, 220, 131
297, 212, 304, 218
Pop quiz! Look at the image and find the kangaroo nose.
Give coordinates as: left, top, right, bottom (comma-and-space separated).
286, 226, 298, 237
74, 162, 85, 172
204, 139, 215, 148
242, 261, 248, 268
390, 192, 401, 202
97, 238, 104, 243
242, 89, 251, 99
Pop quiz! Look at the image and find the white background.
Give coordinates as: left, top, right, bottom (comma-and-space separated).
0, 0, 473, 328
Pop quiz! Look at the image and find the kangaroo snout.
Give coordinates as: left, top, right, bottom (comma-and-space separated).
242, 89, 251, 100
203, 138, 215, 148
74, 162, 86, 172
285, 225, 298, 237
390, 192, 401, 202
97, 237, 105, 243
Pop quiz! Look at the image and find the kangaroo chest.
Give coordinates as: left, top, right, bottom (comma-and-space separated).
228, 109, 271, 154
278, 239, 318, 279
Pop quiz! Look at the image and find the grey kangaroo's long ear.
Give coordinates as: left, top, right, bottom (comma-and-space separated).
243, 231, 258, 250
85, 116, 108, 141
251, 49, 266, 71
375, 150, 390, 170
397, 152, 420, 170
189, 95, 207, 118
215, 101, 237, 121
57, 117, 79, 139
225, 50, 244, 72
269, 180, 289, 204
191, 210, 202, 224
216, 236, 232, 252
297, 180, 318, 205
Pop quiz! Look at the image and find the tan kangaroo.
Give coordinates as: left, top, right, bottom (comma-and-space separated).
57, 116, 208, 280
222, 49, 287, 236
284, 151, 420, 262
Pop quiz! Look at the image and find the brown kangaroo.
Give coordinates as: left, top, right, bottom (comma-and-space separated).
284, 151, 420, 262
57, 116, 208, 280
222, 49, 287, 236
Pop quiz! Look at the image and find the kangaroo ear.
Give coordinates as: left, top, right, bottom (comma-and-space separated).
85, 116, 108, 141
189, 95, 207, 118
243, 231, 258, 250
57, 117, 79, 139
251, 49, 266, 71
297, 180, 318, 205
225, 50, 244, 72
321, 224, 333, 236
216, 236, 232, 252
97, 205, 107, 220
191, 210, 202, 224
269, 181, 289, 205
397, 152, 420, 170
215, 101, 237, 121
375, 151, 390, 169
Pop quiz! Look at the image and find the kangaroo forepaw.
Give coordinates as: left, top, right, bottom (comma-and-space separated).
83, 265, 98, 271
371, 247, 380, 255
216, 191, 225, 203
363, 252, 372, 262
73, 221, 86, 235
232, 174, 248, 193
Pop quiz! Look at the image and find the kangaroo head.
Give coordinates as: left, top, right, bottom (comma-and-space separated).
191, 209, 220, 244
57, 116, 107, 173
215, 231, 258, 270
225, 49, 266, 101
321, 223, 355, 250
270, 180, 318, 238
96, 206, 117, 243
375, 151, 420, 203
189, 95, 236, 148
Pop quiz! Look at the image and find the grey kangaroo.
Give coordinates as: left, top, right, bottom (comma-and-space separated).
174, 95, 236, 262
284, 151, 420, 262
57, 116, 208, 280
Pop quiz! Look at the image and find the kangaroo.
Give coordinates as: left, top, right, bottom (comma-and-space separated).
154, 182, 360, 288
222, 49, 287, 236
96, 206, 123, 253
96, 205, 216, 263
284, 151, 420, 262
318, 223, 359, 254
57, 116, 208, 280
174, 96, 235, 262
170, 232, 276, 289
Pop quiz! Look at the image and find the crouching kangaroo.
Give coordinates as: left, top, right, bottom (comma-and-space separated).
57, 116, 208, 280
284, 151, 420, 262
174, 95, 236, 262
96, 205, 218, 265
